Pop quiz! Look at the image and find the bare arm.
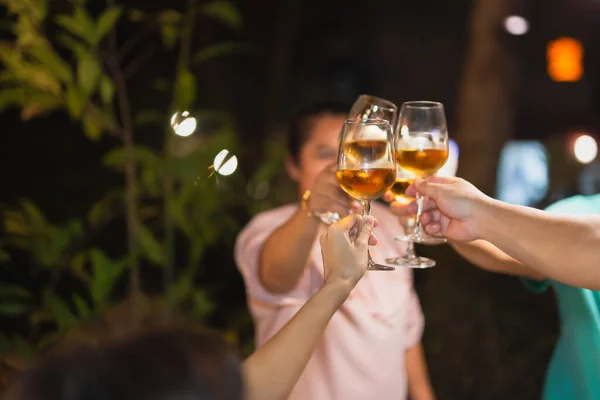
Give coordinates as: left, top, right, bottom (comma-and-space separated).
450, 240, 546, 280
243, 282, 349, 400
405, 343, 436, 400
474, 199, 600, 290
244, 215, 376, 400
260, 210, 321, 293
260, 169, 354, 294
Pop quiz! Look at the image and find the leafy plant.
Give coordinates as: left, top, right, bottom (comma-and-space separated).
0, 0, 259, 371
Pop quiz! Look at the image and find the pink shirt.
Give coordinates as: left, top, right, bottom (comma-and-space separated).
235, 202, 424, 400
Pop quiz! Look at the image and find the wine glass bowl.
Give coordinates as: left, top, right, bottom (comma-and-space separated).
348, 95, 398, 127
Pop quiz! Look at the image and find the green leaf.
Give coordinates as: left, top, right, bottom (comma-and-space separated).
70, 251, 89, 281
192, 289, 215, 318
0, 284, 31, 299
0, 88, 27, 111
66, 85, 86, 117
0, 248, 10, 263
174, 68, 195, 110
103, 146, 160, 170
137, 224, 164, 265
128, 9, 146, 22
56, 34, 87, 58
82, 111, 102, 140
43, 290, 78, 331
87, 191, 122, 227
27, 41, 73, 83
200, 1, 242, 31
55, 15, 88, 41
72, 295, 91, 318
77, 51, 101, 96
157, 10, 183, 24
192, 41, 249, 66
99, 75, 114, 105
166, 272, 193, 307
19, 199, 46, 225
134, 109, 164, 127
0, 302, 31, 317
89, 249, 124, 307
12, 336, 35, 362
160, 24, 178, 49
94, 6, 122, 45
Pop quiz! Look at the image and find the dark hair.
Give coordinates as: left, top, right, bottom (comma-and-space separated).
287, 101, 350, 159
10, 328, 244, 400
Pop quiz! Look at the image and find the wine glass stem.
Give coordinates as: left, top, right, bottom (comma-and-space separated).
414, 193, 424, 236
405, 215, 417, 259
361, 200, 376, 265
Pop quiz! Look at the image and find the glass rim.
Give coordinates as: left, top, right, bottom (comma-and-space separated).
355, 94, 397, 111
401, 101, 443, 109
343, 118, 392, 127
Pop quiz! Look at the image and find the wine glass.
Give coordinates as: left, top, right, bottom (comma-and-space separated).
312, 95, 398, 226
348, 95, 398, 127
395, 101, 449, 245
336, 119, 397, 271
385, 167, 436, 269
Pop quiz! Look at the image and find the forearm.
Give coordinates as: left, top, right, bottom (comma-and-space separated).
405, 343, 435, 400
475, 198, 600, 290
260, 209, 321, 293
243, 282, 350, 400
451, 240, 545, 280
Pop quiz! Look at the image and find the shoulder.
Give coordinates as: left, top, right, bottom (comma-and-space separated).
235, 204, 298, 245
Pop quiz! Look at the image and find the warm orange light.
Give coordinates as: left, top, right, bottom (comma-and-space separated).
547, 37, 583, 82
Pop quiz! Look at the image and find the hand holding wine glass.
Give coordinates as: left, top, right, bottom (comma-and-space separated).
336, 119, 396, 271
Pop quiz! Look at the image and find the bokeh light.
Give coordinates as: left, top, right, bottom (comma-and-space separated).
213, 149, 238, 176
171, 111, 197, 137
504, 15, 529, 36
573, 135, 598, 164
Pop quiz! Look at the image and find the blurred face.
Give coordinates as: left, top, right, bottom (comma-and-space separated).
286, 113, 346, 196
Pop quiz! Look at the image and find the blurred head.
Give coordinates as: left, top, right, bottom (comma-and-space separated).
285, 102, 349, 195
8, 328, 244, 400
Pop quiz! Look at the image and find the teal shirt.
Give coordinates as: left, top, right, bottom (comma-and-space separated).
523, 194, 600, 400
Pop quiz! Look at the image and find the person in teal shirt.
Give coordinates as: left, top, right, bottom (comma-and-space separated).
521, 194, 600, 399
390, 193, 600, 398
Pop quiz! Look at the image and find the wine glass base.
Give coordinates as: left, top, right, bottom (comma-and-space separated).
394, 234, 447, 245
385, 256, 436, 269
367, 260, 395, 271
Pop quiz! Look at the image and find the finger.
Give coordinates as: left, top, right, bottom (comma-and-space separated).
420, 210, 434, 225
413, 178, 447, 200
354, 216, 375, 248
382, 191, 394, 203
419, 198, 438, 212
368, 232, 378, 246
330, 214, 361, 236
424, 222, 442, 236
390, 201, 412, 217
319, 232, 326, 250
350, 201, 362, 213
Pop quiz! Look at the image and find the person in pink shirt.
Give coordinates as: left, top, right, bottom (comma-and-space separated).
235, 102, 435, 400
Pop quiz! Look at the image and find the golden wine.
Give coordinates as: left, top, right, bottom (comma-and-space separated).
390, 178, 415, 205
396, 149, 448, 177
337, 168, 396, 201
343, 140, 388, 163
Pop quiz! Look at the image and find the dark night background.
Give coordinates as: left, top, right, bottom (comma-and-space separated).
2, 0, 600, 398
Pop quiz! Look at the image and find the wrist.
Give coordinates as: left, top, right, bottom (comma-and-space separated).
320, 279, 354, 305
471, 194, 499, 241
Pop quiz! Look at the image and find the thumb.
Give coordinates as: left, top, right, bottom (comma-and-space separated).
414, 178, 444, 200
355, 216, 375, 248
